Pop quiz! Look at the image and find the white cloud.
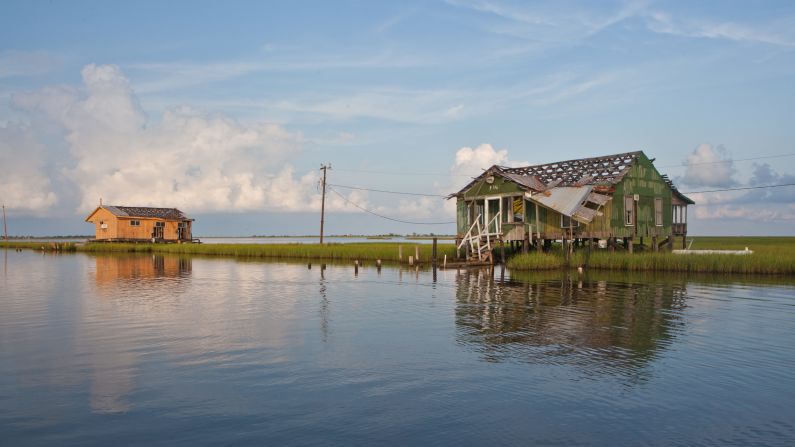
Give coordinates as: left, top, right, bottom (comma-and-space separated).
8, 64, 364, 215
451, 143, 527, 177
681, 143, 736, 188
0, 122, 57, 213
688, 162, 795, 221
391, 143, 528, 220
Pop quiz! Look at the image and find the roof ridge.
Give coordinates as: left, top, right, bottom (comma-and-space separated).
500, 150, 643, 172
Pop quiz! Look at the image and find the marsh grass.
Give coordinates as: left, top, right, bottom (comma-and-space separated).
507, 236, 795, 274
1, 241, 77, 251
75, 242, 458, 263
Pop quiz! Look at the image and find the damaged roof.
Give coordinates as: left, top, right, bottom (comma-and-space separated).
500, 151, 642, 186
452, 151, 643, 198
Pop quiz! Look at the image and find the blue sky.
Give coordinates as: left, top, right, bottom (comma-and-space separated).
1, 0, 794, 236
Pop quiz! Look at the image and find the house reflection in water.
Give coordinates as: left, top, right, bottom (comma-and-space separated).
95, 254, 192, 285
454, 269, 688, 378
87, 254, 192, 413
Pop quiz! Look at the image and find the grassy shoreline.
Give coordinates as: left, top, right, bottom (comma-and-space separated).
508, 237, 795, 274
3, 237, 794, 274
0, 241, 457, 263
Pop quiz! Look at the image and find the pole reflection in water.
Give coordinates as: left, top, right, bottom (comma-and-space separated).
454, 269, 687, 378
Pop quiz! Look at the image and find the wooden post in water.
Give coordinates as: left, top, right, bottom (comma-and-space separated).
398, 245, 402, 262
432, 237, 437, 266
443, 254, 447, 269
408, 255, 414, 266
415, 245, 419, 263
500, 239, 505, 264
354, 260, 359, 276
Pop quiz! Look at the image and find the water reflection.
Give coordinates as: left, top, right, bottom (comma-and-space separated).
455, 269, 688, 379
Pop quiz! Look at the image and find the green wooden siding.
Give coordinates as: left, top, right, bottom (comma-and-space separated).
606, 153, 672, 239
456, 199, 468, 234
462, 175, 525, 199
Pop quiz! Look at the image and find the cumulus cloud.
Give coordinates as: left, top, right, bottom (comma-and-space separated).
681, 143, 736, 188
389, 143, 528, 220
0, 122, 57, 213
451, 143, 527, 178
689, 162, 795, 221
8, 64, 364, 215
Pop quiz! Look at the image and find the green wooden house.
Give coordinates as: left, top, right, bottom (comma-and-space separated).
450, 151, 694, 260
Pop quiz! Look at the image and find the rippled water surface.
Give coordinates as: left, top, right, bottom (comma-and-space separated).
1, 251, 794, 446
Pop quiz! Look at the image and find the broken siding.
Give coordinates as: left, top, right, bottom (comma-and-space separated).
456, 199, 468, 234
609, 154, 672, 239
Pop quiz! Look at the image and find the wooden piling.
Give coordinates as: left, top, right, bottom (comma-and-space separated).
415, 245, 419, 263
432, 237, 437, 266
443, 254, 447, 269
399, 245, 402, 261
354, 260, 359, 275
408, 255, 414, 266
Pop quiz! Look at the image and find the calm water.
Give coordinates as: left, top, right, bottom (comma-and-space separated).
1, 251, 794, 446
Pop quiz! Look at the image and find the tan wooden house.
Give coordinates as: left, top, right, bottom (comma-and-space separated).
85, 205, 194, 242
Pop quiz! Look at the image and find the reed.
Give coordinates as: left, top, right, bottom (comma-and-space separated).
1, 241, 77, 251
76, 242, 458, 263
507, 237, 795, 275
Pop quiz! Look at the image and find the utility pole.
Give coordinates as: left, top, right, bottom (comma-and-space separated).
2, 205, 7, 242
319, 164, 331, 244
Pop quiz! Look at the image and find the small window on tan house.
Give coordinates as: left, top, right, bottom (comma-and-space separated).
624, 196, 635, 226
654, 198, 663, 226
130, 220, 140, 226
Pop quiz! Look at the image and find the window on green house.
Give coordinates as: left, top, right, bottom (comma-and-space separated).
513, 197, 524, 222
561, 215, 579, 228
502, 197, 512, 223
624, 196, 635, 226
654, 198, 663, 226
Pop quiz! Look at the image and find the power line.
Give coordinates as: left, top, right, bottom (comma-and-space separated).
659, 153, 795, 168
327, 187, 455, 225
333, 152, 795, 177
328, 183, 448, 198
332, 167, 476, 177
681, 182, 795, 194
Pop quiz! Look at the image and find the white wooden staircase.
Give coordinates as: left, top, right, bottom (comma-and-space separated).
457, 213, 503, 263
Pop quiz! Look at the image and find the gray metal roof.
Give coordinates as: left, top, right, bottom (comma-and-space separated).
102, 205, 191, 220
